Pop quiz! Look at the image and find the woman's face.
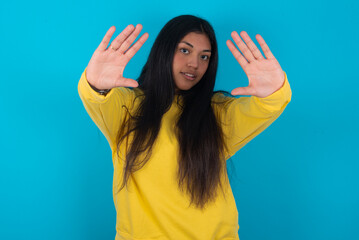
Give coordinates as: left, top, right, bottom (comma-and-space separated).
172, 32, 212, 91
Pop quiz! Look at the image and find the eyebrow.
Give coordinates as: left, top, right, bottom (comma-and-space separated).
180, 41, 212, 52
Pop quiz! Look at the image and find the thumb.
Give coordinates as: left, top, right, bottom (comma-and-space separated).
114, 78, 139, 88
231, 86, 254, 96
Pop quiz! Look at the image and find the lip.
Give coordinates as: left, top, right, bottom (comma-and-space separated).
181, 72, 196, 81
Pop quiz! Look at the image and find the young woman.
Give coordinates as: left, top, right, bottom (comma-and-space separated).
78, 15, 291, 240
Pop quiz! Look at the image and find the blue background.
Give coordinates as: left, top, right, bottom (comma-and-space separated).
1, 0, 358, 239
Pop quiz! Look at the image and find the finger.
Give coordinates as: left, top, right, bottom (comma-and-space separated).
124, 32, 149, 59
114, 78, 139, 88
231, 86, 255, 96
226, 40, 248, 69
231, 31, 255, 62
240, 31, 264, 60
255, 34, 275, 59
98, 26, 116, 51
109, 24, 136, 51
118, 24, 143, 54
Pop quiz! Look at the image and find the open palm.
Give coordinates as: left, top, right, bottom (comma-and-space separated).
226, 31, 285, 98
86, 24, 148, 90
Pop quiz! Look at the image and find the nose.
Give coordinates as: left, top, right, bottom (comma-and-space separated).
187, 55, 199, 69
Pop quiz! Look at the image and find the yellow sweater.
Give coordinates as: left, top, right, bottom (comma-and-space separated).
78, 68, 292, 240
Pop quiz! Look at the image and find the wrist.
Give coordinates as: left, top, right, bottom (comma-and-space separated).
87, 80, 111, 96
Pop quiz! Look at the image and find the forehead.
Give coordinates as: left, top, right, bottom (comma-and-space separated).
179, 32, 211, 50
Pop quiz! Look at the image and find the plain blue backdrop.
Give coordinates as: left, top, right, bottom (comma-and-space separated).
1, 0, 358, 239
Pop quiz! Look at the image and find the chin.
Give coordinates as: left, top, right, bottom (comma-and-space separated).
175, 81, 201, 91
178, 86, 192, 91
175, 84, 195, 91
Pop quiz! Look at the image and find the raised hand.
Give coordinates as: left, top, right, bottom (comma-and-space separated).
86, 24, 149, 90
226, 31, 285, 98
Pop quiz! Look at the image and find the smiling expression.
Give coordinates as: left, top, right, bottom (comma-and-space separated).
172, 32, 212, 91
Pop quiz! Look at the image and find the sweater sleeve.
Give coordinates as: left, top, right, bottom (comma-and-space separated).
77, 68, 137, 151
213, 71, 292, 158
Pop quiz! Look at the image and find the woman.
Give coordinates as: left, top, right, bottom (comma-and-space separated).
78, 15, 291, 240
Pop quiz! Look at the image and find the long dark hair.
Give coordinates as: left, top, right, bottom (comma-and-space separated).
116, 15, 229, 209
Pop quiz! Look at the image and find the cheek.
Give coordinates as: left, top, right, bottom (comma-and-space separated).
172, 54, 184, 71
199, 62, 210, 76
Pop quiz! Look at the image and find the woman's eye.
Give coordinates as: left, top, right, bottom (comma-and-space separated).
180, 48, 189, 54
201, 55, 210, 61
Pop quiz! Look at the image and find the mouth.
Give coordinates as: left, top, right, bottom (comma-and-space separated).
181, 72, 196, 80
